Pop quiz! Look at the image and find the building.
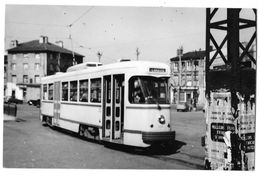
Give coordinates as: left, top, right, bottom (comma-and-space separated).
4, 52, 8, 97
6, 36, 84, 101
169, 49, 206, 109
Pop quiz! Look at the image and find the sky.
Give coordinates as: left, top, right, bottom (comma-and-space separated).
4, 3, 257, 65
5, 5, 207, 64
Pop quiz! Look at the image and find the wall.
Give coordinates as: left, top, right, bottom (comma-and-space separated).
7, 53, 46, 84
27, 86, 41, 100
5, 82, 23, 100
170, 58, 205, 106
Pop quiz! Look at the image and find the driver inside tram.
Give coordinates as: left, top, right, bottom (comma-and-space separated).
133, 80, 145, 103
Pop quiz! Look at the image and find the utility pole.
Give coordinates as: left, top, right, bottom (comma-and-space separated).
136, 47, 140, 61
97, 51, 103, 62
177, 46, 183, 104
68, 25, 76, 65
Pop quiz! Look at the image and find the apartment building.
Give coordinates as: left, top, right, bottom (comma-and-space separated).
169, 49, 206, 108
6, 36, 84, 101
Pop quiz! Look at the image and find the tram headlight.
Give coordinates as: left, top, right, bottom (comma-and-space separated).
158, 115, 166, 125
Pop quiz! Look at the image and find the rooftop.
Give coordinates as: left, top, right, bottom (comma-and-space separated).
7, 40, 84, 57
170, 50, 206, 61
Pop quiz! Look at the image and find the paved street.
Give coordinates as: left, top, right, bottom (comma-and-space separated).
3, 104, 205, 169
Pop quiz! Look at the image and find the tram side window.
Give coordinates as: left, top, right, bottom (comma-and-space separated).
90, 78, 101, 103
70, 81, 78, 102
79, 80, 88, 102
48, 83, 53, 100
62, 82, 68, 101
43, 84, 47, 100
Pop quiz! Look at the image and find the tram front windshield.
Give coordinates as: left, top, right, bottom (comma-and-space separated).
129, 76, 170, 104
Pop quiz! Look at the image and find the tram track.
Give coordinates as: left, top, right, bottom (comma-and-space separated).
101, 140, 205, 169
148, 153, 204, 170
178, 151, 205, 160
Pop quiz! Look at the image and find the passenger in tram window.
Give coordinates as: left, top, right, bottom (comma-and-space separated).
70, 92, 77, 101
80, 91, 88, 102
133, 80, 145, 103
62, 92, 68, 101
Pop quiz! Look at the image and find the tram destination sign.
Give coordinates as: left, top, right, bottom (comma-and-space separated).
149, 68, 166, 73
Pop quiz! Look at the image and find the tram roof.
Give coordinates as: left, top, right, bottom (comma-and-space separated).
41, 60, 170, 82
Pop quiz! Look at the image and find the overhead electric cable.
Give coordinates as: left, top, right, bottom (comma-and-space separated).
68, 6, 94, 27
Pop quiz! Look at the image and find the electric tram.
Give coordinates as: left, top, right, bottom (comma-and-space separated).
40, 60, 175, 148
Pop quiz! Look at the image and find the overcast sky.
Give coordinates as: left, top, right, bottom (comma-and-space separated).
5, 5, 208, 64
4, 3, 256, 65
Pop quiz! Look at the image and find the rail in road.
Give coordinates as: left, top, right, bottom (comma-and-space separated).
104, 141, 205, 170
148, 152, 204, 170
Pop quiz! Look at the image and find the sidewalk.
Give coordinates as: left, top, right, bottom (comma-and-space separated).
4, 114, 16, 121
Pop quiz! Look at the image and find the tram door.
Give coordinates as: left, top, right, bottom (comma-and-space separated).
103, 76, 112, 138
113, 74, 124, 139
53, 81, 61, 126
103, 74, 124, 140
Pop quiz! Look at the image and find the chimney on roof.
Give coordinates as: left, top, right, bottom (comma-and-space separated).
39, 36, 48, 44
56, 41, 64, 48
10, 40, 18, 48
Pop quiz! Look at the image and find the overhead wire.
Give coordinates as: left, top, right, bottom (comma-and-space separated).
66, 6, 94, 64
72, 39, 114, 62
67, 6, 94, 27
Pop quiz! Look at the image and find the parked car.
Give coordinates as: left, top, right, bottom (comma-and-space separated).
28, 99, 40, 107
5, 97, 23, 104
176, 102, 190, 112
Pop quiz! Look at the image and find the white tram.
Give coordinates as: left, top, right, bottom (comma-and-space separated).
40, 60, 175, 148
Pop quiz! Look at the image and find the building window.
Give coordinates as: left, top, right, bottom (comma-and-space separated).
11, 63, 16, 70
70, 81, 78, 102
174, 62, 178, 70
186, 81, 192, 87
23, 53, 29, 59
35, 75, 40, 83
35, 63, 40, 70
12, 54, 16, 60
43, 84, 47, 100
179, 91, 185, 102
182, 61, 186, 69
48, 83, 53, 100
12, 75, 17, 83
23, 63, 29, 70
79, 80, 88, 102
35, 54, 40, 59
62, 82, 68, 101
23, 75, 29, 83
90, 78, 101, 103
187, 61, 192, 71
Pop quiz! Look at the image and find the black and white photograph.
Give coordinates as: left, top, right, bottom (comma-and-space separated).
1, 0, 258, 175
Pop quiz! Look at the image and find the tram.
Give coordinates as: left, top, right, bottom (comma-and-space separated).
40, 60, 175, 148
